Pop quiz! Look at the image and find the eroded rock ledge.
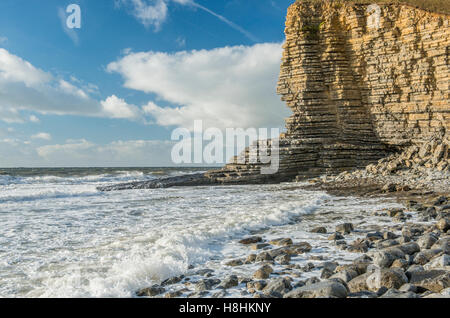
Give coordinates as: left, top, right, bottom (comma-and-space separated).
100, 1, 449, 191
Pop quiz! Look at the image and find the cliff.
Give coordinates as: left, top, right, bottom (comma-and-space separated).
204, 0, 449, 184
100, 1, 449, 191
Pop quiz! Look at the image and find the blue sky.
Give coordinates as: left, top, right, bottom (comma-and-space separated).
0, 0, 293, 167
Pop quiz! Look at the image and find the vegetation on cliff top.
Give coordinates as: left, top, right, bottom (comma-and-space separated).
295, 0, 450, 15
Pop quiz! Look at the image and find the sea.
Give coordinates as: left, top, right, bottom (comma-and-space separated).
0, 167, 404, 298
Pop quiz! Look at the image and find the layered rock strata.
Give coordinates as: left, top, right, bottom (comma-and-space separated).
100, 1, 449, 191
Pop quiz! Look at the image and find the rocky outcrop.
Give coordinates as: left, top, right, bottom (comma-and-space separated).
100, 1, 449, 191
206, 0, 449, 184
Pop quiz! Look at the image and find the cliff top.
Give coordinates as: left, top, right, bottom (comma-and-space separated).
295, 0, 450, 15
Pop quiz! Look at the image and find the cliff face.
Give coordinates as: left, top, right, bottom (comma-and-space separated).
279, 1, 449, 147
206, 1, 449, 184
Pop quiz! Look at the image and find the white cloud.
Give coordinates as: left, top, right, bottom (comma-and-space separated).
0, 48, 141, 123
117, 0, 256, 41
108, 42, 289, 130
176, 36, 186, 48
0, 48, 52, 87
117, 0, 168, 30
101, 95, 141, 119
31, 132, 52, 140
0, 37, 7, 45
29, 115, 40, 123
58, 79, 89, 99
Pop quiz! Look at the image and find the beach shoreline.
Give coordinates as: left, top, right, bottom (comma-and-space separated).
134, 166, 450, 299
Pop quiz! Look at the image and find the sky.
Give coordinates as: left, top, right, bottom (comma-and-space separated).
0, 0, 294, 167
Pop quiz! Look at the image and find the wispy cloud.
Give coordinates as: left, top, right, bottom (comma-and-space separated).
116, 0, 168, 30
184, 1, 258, 42
31, 132, 52, 141
118, 0, 257, 41
0, 36, 7, 45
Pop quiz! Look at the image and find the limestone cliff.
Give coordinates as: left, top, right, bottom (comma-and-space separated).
100, 1, 450, 191
205, 0, 449, 184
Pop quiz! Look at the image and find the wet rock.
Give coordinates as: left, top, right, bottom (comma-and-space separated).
434, 196, 448, 206
225, 259, 243, 267
196, 269, 214, 276
239, 277, 252, 285
311, 227, 327, 234
328, 233, 345, 241
336, 223, 354, 234
218, 275, 239, 289
366, 231, 383, 241
376, 286, 389, 296
424, 207, 438, 219
348, 239, 370, 253
383, 232, 398, 240
274, 254, 291, 265
390, 258, 409, 270
397, 242, 420, 255
264, 291, 284, 298
321, 268, 334, 279
245, 254, 257, 264
187, 291, 208, 298
269, 238, 293, 246
301, 262, 315, 272
375, 239, 400, 249
413, 252, 431, 265
211, 290, 228, 298
321, 261, 339, 272
371, 251, 397, 268
195, 278, 221, 291
305, 277, 320, 286
347, 291, 378, 298
432, 237, 450, 253
285, 242, 312, 255
408, 269, 450, 293
284, 281, 348, 298
379, 288, 419, 298
330, 269, 359, 283
417, 233, 439, 250
136, 285, 166, 297
247, 280, 267, 292
366, 269, 408, 291
424, 254, 450, 270
253, 265, 273, 280
161, 275, 184, 286
437, 218, 450, 232
386, 208, 404, 217
399, 284, 418, 293
255, 251, 274, 263
347, 273, 371, 292
239, 236, 263, 245
405, 265, 425, 278
402, 226, 425, 238
251, 243, 270, 250
262, 277, 292, 295
383, 184, 397, 193
383, 246, 406, 259
165, 289, 188, 298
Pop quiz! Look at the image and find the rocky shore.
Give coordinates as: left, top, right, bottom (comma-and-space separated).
116, 0, 450, 298
133, 167, 449, 298
123, 136, 450, 299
